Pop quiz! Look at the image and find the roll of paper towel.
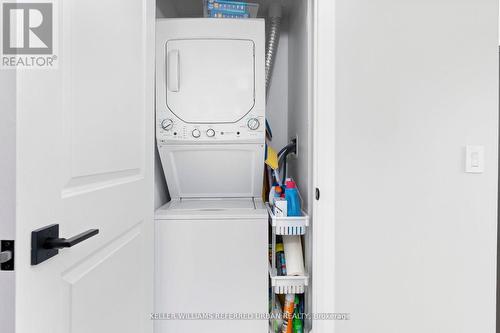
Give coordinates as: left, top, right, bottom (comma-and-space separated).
283, 235, 305, 276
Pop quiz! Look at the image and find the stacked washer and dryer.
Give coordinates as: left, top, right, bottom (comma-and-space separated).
155, 19, 268, 333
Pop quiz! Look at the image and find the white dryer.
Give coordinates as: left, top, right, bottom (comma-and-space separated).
155, 19, 267, 333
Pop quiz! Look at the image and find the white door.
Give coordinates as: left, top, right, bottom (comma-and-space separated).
14, 1, 155, 333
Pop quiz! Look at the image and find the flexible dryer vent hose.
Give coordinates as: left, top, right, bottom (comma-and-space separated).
265, 1, 282, 99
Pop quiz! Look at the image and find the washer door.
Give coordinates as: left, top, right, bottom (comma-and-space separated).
165, 39, 255, 124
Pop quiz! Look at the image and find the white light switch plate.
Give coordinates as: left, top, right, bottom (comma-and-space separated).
465, 145, 484, 173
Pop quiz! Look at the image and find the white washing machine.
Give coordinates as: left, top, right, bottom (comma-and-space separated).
155, 19, 267, 333
155, 199, 268, 333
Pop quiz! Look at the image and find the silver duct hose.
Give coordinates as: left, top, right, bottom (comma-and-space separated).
265, 2, 282, 99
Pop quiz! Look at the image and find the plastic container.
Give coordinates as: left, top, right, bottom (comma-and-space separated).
269, 265, 309, 294
267, 203, 309, 235
203, 0, 260, 18
284, 180, 301, 216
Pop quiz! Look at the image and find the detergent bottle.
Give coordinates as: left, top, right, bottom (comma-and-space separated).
285, 179, 301, 216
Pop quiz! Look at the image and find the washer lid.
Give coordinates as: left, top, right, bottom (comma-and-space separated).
155, 198, 267, 220
158, 143, 264, 199
165, 38, 255, 124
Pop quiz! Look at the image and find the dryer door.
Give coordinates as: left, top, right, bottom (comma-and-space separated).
165, 39, 255, 124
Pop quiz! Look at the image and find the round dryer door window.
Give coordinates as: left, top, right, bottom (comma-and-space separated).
165, 39, 255, 124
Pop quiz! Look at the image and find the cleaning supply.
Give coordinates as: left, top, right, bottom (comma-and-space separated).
269, 185, 277, 205
299, 295, 305, 320
292, 295, 303, 333
281, 294, 295, 333
270, 294, 284, 333
285, 179, 301, 216
265, 145, 279, 170
269, 182, 283, 205
270, 185, 284, 207
274, 197, 287, 217
283, 235, 305, 276
274, 186, 283, 201
204, 0, 259, 18
276, 242, 287, 276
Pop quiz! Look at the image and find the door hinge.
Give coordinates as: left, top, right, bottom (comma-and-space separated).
315, 188, 320, 200
1, 240, 14, 271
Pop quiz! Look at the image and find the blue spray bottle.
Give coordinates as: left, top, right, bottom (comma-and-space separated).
285, 179, 301, 216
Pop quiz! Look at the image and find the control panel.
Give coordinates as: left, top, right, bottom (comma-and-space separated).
156, 111, 265, 144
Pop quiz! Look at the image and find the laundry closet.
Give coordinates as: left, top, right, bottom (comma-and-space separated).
154, 1, 313, 332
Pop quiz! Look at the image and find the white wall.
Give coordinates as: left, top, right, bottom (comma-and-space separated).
156, 0, 178, 18
0, 71, 16, 333
267, 20, 290, 153
334, 1, 498, 332
288, 0, 311, 210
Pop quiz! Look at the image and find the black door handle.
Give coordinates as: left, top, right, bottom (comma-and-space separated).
31, 224, 99, 265
44, 229, 99, 249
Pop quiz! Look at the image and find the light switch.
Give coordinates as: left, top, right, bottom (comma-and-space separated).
465, 145, 484, 173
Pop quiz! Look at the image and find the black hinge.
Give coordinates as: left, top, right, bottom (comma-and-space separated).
315, 188, 320, 200
1, 240, 14, 271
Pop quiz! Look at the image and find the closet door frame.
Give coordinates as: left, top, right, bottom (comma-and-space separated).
312, 0, 336, 332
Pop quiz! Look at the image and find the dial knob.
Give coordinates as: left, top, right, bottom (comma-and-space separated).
161, 118, 174, 131
247, 118, 260, 131
206, 129, 215, 137
192, 129, 201, 138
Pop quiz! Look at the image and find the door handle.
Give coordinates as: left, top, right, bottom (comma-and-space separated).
1, 240, 14, 270
167, 49, 180, 92
31, 224, 99, 265
0, 251, 12, 264
44, 229, 99, 249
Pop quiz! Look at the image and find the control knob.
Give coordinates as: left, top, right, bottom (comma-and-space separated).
192, 129, 201, 138
206, 129, 215, 137
161, 118, 174, 131
247, 118, 260, 131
